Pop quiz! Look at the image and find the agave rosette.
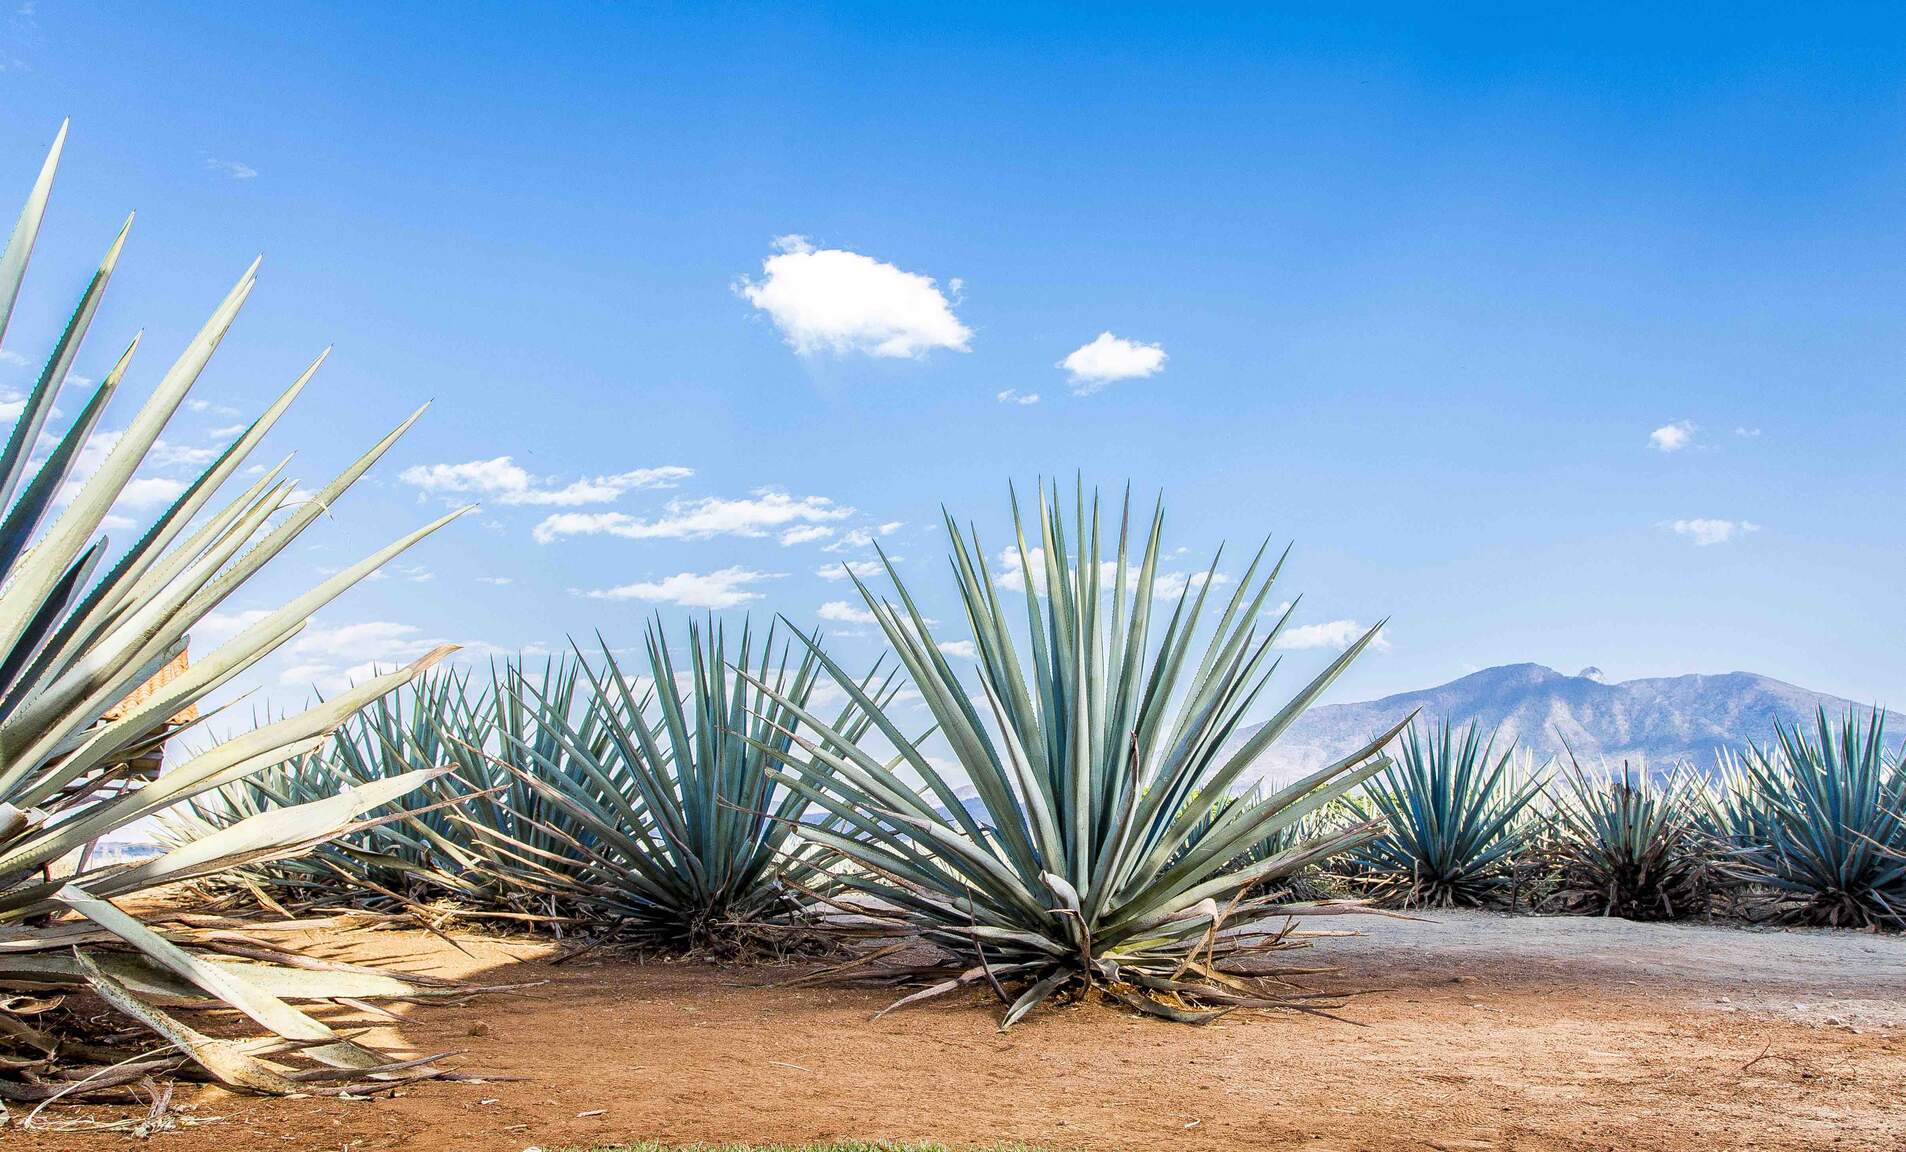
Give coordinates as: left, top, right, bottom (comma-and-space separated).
751, 483, 1403, 1027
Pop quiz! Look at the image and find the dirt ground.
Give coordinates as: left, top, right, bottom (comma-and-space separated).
13, 910, 1906, 1152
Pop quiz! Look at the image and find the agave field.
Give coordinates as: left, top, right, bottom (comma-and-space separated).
1, 122, 1902, 1139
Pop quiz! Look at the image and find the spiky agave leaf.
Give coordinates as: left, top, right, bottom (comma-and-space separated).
1543, 756, 1722, 920
1343, 720, 1546, 908
0, 124, 465, 1098
749, 482, 1403, 1028
1726, 709, 1906, 928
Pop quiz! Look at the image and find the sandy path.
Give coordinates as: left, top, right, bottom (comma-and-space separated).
11, 911, 1905, 1151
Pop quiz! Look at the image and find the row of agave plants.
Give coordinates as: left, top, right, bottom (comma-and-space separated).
1335, 715, 1904, 927
0, 121, 1396, 1113
178, 489, 1403, 1029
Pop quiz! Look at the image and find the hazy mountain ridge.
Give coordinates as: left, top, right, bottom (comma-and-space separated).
1234, 663, 1884, 784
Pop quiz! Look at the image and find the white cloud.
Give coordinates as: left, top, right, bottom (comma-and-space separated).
878, 521, 904, 536
1273, 620, 1389, 652
1649, 421, 1694, 453
1060, 332, 1166, 394
534, 489, 851, 544
207, 423, 247, 438
273, 620, 457, 691
0, 349, 26, 367
822, 527, 876, 553
150, 439, 219, 469
937, 640, 978, 660
996, 389, 1040, 405
1734, 426, 1762, 438
114, 476, 186, 509
818, 600, 879, 625
205, 158, 258, 181
187, 398, 242, 417
1667, 518, 1759, 546
476, 576, 514, 586
582, 566, 779, 610
994, 545, 1226, 600
818, 559, 885, 581
737, 235, 971, 359
780, 524, 835, 546
399, 455, 692, 507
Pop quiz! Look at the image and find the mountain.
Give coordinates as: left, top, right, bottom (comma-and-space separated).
1230, 663, 1883, 784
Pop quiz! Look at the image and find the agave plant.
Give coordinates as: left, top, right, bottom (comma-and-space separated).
1544, 756, 1720, 920
0, 123, 466, 1102
1344, 720, 1546, 908
1726, 709, 1905, 928
750, 484, 1403, 1028
457, 621, 893, 952
189, 622, 894, 950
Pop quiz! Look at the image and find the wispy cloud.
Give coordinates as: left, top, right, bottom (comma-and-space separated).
475, 575, 514, 586
401, 456, 692, 507
1666, 518, 1759, 546
1060, 332, 1166, 394
204, 157, 258, 181
937, 639, 978, 659
817, 600, 878, 625
1273, 619, 1388, 652
535, 489, 851, 544
1649, 421, 1694, 453
996, 388, 1040, 405
582, 566, 780, 609
737, 235, 970, 359
994, 545, 1226, 600
817, 559, 885, 581
780, 524, 834, 546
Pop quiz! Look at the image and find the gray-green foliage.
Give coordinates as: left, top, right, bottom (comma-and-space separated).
1345, 720, 1545, 908
0, 122, 463, 1096
186, 620, 892, 951
750, 483, 1401, 1027
1724, 709, 1905, 927
1545, 757, 1719, 920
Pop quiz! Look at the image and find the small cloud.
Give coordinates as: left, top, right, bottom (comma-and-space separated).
1273, 619, 1389, 653
476, 576, 514, 586
0, 349, 26, 367
1649, 421, 1694, 453
736, 235, 971, 359
818, 559, 885, 582
204, 158, 258, 181
780, 525, 834, 546
1666, 518, 1759, 546
822, 528, 876, 553
996, 389, 1040, 406
937, 639, 978, 660
115, 476, 187, 510
207, 423, 247, 438
401, 456, 692, 507
818, 600, 879, 625
534, 489, 851, 545
149, 439, 218, 469
877, 521, 904, 536
1734, 426, 1762, 438
1060, 332, 1166, 394
582, 566, 780, 609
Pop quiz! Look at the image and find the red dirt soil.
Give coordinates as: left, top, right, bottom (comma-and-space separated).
12, 911, 1906, 1151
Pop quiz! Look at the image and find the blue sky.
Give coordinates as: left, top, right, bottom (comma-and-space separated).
2, 2, 1903, 718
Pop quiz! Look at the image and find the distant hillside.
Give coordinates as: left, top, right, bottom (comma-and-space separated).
1230, 663, 1884, 784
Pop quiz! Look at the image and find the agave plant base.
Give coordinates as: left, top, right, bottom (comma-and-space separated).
805, 887, 1377, 1029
